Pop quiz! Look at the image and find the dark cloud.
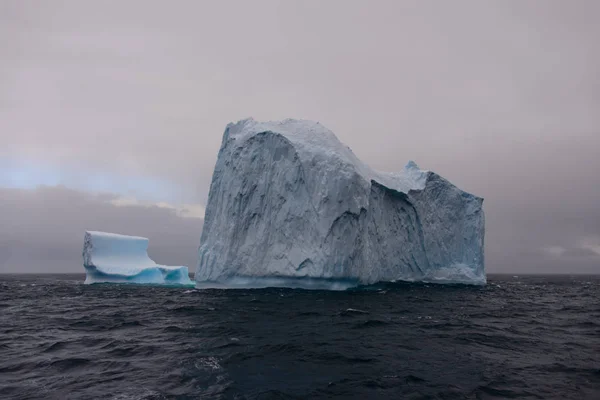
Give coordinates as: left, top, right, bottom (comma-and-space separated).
1, 184, 598, 274
484, 201, 600, 274
561, 248, 600, 259
0, 186, 202, 273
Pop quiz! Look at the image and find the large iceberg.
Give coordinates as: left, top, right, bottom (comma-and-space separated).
197, 118, 485, 289
83, 231, 193, 285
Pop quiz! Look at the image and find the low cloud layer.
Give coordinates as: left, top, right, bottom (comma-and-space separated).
485, 203, 600, 274
1, 184, 598, 274
0, 186, 202, 273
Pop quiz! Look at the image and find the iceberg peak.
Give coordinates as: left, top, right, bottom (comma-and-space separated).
405, 160, 420, 170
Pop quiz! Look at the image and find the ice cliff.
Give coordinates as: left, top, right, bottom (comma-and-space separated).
197, 118, 485, 289
83, 231, 193, 285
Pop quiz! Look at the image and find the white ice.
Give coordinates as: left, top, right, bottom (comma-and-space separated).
83, 231, 193, 285
197, 118, 486, 289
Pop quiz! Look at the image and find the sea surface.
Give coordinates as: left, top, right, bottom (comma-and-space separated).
0, 274, 599, 399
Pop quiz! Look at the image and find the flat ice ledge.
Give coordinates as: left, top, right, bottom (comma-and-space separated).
83, 231, 193, 286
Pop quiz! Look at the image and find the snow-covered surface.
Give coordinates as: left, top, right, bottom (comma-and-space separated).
83, 231, 193, 285
221, 118, 429, 194
197, 118, 485, 289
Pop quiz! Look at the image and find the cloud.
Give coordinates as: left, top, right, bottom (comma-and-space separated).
2, 0, 599, 205
541, 237, 600, 259
0, 156, 189, 204
484, 203, 600, 273
542, 246, 567, 258
579, 236, 600, 256
109, 196, 205, 219
0, 186, 203, 273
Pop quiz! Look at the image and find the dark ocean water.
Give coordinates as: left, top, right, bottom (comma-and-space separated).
0, 274, 599, 400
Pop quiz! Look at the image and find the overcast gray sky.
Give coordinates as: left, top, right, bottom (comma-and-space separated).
1, 0, 599, 274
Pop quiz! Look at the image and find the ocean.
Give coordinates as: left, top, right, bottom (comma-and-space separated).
1, 274, 598, 399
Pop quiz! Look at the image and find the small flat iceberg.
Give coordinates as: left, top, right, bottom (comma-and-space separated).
82, 231, 193, 286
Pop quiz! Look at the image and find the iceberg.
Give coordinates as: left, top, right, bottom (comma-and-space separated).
83, 231, 193, 285
197, 118, 485, 289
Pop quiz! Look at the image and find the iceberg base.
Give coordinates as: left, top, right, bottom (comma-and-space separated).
195, 269, 485, 290
196, 265, 485, 290
196, 276, 360, 291
84, 265, 194, 286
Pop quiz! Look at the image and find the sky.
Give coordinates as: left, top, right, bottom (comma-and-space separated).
1, 0, 599, 274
